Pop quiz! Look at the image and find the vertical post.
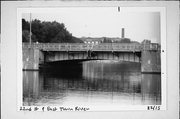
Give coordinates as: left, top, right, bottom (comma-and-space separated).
29, 13, 32, 44
121, 28, 125, 38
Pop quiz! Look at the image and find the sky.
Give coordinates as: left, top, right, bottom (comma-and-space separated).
22, 7, 160, 43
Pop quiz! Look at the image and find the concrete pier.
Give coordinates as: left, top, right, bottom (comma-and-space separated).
23, 48, 40, 70
141, 50, 161, 73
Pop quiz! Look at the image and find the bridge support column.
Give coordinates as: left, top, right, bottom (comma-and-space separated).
141, 50, 161, 73
23, 48, 40, 70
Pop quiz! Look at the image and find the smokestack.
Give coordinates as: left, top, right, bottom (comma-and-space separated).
121, 28, 125, 38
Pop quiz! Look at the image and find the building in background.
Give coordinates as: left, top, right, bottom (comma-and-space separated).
81, 28, 138, 44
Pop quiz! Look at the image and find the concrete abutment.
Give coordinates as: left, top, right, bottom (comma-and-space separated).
23, 48, 40, 70
141, 50, 161, 73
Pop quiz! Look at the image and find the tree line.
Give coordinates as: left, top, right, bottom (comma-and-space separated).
22, 19, 83, 43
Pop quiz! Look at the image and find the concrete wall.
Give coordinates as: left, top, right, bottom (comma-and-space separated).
141, 50, 161, 73
23, 48, 39, 70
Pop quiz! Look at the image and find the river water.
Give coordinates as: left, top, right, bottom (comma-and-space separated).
23, 60, 161, 106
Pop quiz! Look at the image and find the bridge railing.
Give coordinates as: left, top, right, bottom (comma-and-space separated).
142, 43, 161, 51
22, 43, 160, 51
92, 43, 142, 51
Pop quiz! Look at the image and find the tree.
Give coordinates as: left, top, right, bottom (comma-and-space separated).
22, 18, 83, 43
22, 19, 29, 31
22, 30, 38, 42
22, 30, 30, 42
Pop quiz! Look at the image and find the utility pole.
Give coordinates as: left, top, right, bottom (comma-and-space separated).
29, 13, 32, 44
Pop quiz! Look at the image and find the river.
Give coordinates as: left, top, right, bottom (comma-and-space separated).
23, 60, 161, 106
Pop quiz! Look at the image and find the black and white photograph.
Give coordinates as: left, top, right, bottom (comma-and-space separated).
1, 1, 179, 119
20, 7, 165, 110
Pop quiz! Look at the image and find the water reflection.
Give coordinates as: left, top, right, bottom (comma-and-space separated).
23, 60, 161, 106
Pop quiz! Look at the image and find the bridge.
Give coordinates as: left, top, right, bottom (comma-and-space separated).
22, 43, 161, 73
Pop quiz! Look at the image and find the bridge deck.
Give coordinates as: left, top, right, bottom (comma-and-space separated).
22, 43, 160, 52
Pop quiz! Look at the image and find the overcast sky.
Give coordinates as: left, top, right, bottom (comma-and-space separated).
22, 7, 160, 43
